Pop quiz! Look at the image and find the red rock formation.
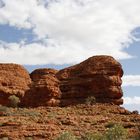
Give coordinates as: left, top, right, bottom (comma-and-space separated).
0, 64, 31, 106
20, 68, 61, 107
0, 55, 124, 107
56, 55, 123, 106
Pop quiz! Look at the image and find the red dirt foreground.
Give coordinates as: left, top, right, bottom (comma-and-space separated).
0, 55, 123, 107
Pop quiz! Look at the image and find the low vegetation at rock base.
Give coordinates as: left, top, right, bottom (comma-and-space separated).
56, 124, 127, 140
85, 96, 96, 105
8, 95, 20, 108
105, 124, 127, 140
55, 131, 77, 140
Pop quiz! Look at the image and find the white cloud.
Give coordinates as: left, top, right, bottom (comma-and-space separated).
122, 75, 140, 87
0, 0, 140, 64
0, 40, 85, 65
0, 0, 5, 8
123, 96, 140, 112
123, 96, 140, 105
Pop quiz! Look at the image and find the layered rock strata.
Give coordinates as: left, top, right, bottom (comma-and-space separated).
0, 56, 124, 107
20, 68, 61, 107
56, 55, 123, 106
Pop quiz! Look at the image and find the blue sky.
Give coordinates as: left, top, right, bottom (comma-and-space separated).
0, 24, 34, 43
0, 0, 140, 112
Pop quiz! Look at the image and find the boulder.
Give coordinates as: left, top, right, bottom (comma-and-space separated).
0, 64, 31, 106
21, 68, 61, 107
56, 55, 123, 106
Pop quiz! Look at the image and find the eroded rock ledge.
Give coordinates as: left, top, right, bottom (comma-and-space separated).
0, 55, 123, 107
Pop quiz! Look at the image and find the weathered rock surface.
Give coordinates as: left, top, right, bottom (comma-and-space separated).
0, 64, 31, 106
0, 55, 124, 107
20, 68, 61, 107
56, 55, 123, 106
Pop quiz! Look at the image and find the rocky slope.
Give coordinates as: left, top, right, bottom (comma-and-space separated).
0, 104, 140, 140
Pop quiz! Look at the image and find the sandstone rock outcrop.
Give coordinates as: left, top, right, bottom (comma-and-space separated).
56, 55, 123, 106
0, 64, 31, 106
0, 55, 124, 107
20, 68, 61, 107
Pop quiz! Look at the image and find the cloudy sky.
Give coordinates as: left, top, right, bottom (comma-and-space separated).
0, 0, 140, 112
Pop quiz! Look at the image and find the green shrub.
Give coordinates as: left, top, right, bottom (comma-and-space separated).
105, 124, 127, 140
8, 95, 20, 107
81, 133, 103, 140
85, 96, 96, 105
0, 105, 8, 112
25, 137, 33, 140
0, 137, 9, 140
105, 122, 116, 128
132, 110, 139, 114
134, 136, 140, 140
55, 131, 77, 140
134, 126, 140, 140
